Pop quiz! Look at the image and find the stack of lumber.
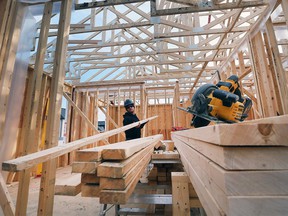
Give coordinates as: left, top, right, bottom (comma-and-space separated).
72, 134, 163, 204
172, 115, 288, 216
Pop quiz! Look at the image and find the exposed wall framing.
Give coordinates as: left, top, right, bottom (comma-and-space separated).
0, 0, 287, 215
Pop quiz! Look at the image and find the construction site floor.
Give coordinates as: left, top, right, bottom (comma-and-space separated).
2, 166, 114, 216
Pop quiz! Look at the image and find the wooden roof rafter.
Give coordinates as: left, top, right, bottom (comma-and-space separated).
26, 0, 285, 94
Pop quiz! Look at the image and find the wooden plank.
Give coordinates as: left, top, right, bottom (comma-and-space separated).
99, 153, 150, 204
152, 150, 180, 160
99, 146, 153, 190
172, 116, 288, 146
172, 172, 190, 216
97, 141, 156, 178
0, 172, 15, 216
227, 196, 288, 216
265, 17, 288, 114
0, 0, 21, 169
172, 134, 288, 170
101, 134, 162, 160
71, 162, 100, 174
37, 0, 73, 214
176, 137, 287, 216
175, 137, 224, 216
251, 31, 277, 117
2, 116, 158, 172
63, 92, 109, 144
174, 138, 288, 197
55, 173, 82, 196
81, 184, 101, 197
75, 146, 106, 162
81, 173, 100, 184
15, 2, 53, 215
189, 198, 202, 208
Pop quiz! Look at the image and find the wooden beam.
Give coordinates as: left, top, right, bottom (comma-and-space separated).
265, 17, 288, 114
15, 2, 53, 215
45, 21, 152, 37
151, 1, 267, 16
101, 134, 162, 160
220, 0, 278, 70
99, 145, 154, 190
63, 92, 110, 144
171, 116, 288, 146
0, 172, 14, 216
37, 1, 73, 214
0, 1, 23, 163
172, 172, 190, 216
2, 116, 158, 172
75, 0, 147, 10
98, 106, 126, 139
250, 32, 277, 117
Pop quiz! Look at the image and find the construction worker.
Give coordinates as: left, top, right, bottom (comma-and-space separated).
123, 99, 147, 140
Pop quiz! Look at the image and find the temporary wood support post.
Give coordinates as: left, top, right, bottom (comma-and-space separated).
38, 1, 72, 215
15, 2, 53, 215
265, 17, 288, 114
172, 172, 190, 216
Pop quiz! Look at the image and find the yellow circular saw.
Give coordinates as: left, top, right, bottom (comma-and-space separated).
179, 75, 252, 128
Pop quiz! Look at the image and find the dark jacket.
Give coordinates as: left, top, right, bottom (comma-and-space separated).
123, 112, 146, 140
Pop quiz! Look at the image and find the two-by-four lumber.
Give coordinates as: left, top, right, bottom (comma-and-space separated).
55, 173, 82, 196
37, 0, 73, 214
0, 172, 15, 216
173, 115, 288, 146
72, 161, 100, 174
98, 134, 162, 204
2, 116, 158, 172
101, 134, 163, 160
97, 135, 162, 178
81, 173, 100, 184
172, 134, 288, 170
172, 172, 190, 216
152, 150, 180, 160
99, 148, 153, 205
99, 144, 154, 190
63, 92, 109, 144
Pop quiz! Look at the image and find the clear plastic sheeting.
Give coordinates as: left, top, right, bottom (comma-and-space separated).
20, 0, 75, 16
0, 4, 36, 180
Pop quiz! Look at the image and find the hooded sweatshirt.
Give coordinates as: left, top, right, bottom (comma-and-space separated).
123, 112, 146, 140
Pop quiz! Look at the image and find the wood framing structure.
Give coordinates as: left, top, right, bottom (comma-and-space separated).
0, 0, 287, 215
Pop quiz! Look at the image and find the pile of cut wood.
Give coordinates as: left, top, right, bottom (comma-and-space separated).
172, 115, 288, 216
72, 134, 163, 204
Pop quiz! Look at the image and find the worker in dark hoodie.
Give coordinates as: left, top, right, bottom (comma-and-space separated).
123, 99, 147, 140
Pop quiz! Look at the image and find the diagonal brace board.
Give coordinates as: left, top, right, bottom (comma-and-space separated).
2, 116, 158, 172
